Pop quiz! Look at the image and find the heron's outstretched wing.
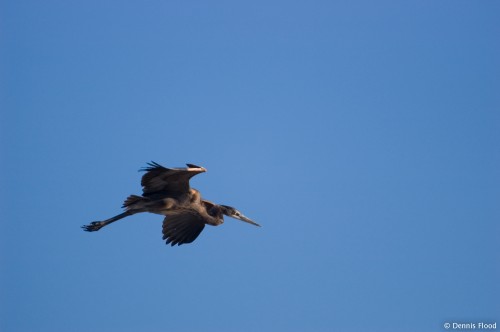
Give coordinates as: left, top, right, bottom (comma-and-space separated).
140, 162, 205, 199
162, 211, 206, 246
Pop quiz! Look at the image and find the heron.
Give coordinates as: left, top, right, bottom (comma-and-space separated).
82, 162, 260, 246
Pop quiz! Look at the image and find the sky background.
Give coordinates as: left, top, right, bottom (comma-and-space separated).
1, 1, 499, 331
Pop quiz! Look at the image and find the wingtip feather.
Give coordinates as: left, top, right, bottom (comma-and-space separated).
139, 161, 165, 172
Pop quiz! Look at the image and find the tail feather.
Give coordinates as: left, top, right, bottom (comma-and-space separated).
122, 195, 146, 209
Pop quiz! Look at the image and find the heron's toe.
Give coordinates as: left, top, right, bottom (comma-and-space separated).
82, 221, 103, 232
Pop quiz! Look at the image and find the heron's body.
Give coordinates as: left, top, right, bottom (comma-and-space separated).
82, 162, 259, 246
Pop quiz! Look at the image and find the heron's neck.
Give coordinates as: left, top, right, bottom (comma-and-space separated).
205, 205, 224, 226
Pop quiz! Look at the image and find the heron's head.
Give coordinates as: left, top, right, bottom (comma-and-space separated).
220, 205, 260, 227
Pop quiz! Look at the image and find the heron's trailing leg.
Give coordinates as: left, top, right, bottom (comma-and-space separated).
82, 210, 142, 232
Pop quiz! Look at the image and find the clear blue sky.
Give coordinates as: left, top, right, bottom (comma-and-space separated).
1, 1, 499, 331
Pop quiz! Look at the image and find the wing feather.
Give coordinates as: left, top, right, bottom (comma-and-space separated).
140, 161, 205, 198
162, 211, 206, 246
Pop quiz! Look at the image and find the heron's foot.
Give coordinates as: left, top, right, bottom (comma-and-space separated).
82, 221, 104, 232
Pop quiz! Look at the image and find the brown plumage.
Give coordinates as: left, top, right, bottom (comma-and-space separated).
82, 162, 260, 246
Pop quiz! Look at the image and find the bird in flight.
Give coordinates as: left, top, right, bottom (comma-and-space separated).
82, 162, 260, 246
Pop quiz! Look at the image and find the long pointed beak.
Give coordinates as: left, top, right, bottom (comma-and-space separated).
237, 214, 261, 227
